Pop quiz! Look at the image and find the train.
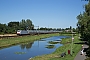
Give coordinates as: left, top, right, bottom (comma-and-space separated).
17, 30, 61, 35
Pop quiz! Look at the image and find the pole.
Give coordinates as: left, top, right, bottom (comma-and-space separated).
71, 28, 74, 55
38, 26, 39, 35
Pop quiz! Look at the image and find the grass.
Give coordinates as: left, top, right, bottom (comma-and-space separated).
48, 41, 60, 44
30, 34, 82, 60
15, 52, 26, 55
0, 33, 81, 60
45, 45, 55, 49
0, 33, 60, 48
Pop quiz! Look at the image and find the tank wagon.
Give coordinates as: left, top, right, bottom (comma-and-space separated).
17, 30, 61, 35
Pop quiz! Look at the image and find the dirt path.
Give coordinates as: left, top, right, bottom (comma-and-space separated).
74, 44, 89, 60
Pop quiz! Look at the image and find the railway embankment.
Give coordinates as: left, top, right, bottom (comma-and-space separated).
0, 34, 17, 37
0, 34, 18, 39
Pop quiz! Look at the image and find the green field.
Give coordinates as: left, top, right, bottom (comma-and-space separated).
30, 34, 81, 60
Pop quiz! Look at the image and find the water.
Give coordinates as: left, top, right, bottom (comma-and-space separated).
0, 36, 70, 60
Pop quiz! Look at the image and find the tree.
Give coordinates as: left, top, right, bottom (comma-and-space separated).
8, 22, 19, 33
26, 19, 34, 30
0, 23, 7, 34
19, 19, 34, 30
19, 19, 26, 30
77, 2, 90, 57
56, 28, 62, 31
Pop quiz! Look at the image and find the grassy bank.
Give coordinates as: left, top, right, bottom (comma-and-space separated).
30, 35, 81, 60
0, 33, 81, 60
0, 33, 61, 48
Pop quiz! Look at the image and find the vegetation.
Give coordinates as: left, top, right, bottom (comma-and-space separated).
0, 19, 77, 34
45, 45, 55, 49
15, 52, 26, 55
0, 33, 60, 48
0, 19, 34, 34
30, 35, 81, 60
0, 30, 80, 60
77, 1, 90, 57
19, 19, 34, 30
48, 41, 60, 44
85, 57, 90, 60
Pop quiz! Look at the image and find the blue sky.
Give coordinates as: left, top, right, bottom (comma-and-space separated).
0, 0, 88, 28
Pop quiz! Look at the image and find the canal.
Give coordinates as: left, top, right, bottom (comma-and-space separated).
0, 36, 70, 60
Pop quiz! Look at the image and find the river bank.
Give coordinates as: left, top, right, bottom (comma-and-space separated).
30, 35, 82, 60
0, 33, 62, 48
0, 33, 72, 60
0, 33, 81, 60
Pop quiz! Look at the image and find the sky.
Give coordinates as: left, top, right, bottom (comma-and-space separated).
0, 0, 88, 29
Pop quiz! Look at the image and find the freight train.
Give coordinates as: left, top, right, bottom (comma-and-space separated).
17, 30, 61, 35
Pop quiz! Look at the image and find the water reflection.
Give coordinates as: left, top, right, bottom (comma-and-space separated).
20, 42, 34, 50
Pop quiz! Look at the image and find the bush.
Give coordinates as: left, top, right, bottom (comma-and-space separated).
85, 57, 90, 60
86, 48, 90, 57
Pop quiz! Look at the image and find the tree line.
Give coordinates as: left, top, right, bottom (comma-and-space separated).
0, 19, 34, 34
77, 1, 90, 59
0, 19, 77, 34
